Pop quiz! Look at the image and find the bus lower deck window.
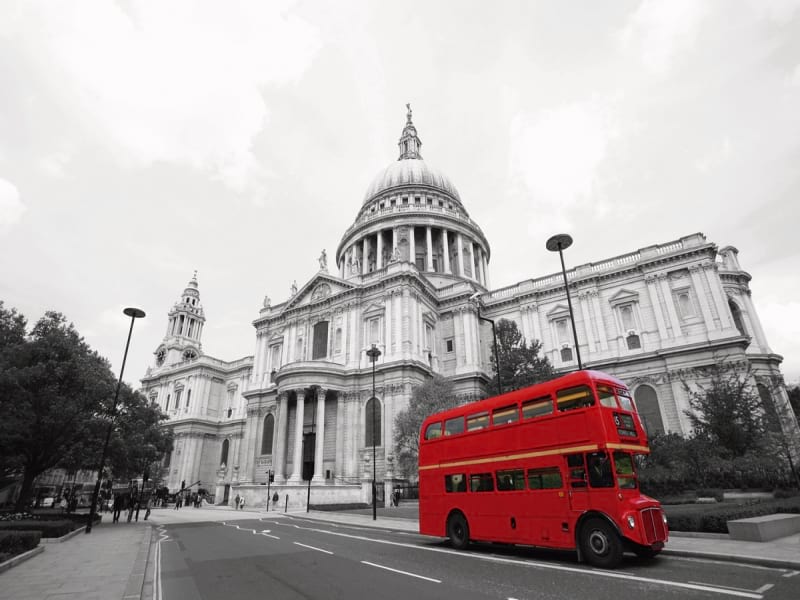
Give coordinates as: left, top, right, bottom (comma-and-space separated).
527, 467, 563, 489
445, 473, 467, 493
496, 469, 525, 490
470, 473, 494, 492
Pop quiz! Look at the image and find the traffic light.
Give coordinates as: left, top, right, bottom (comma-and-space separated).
268, 470, 274, 483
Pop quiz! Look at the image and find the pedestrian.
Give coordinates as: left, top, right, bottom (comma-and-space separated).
59, 496, 68, 513
394, 487, 401, 507
234, 494, 240, 510
240, 496, 246, 511
112, 494, 123, 523
144, 496, 152, 520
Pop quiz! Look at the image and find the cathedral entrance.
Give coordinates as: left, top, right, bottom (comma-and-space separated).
223, 485, 230, 503
302, 432, 315, 480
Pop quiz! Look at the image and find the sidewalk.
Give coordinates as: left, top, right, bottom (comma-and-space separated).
293, 507, 800, 571
0, 520, 152, 600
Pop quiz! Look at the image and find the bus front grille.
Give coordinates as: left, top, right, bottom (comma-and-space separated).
641, 507, 667, 543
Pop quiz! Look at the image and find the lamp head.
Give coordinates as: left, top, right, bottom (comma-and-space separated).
546, 233, 573, 252
123, 307, 146, 319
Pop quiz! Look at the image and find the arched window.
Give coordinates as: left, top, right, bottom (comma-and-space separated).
365, 397, 382, 447
757, 383, 781, 433
626, 333, 641, 350
634, 385, 664, 435
220, 439, 229, 466
312, 321, 329, 360
729, 300, 747, 336
560, 347, 573, 363
261, 413, 275, 455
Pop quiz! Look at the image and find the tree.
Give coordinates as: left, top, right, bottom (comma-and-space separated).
0, 308, 117, 511
393, 375, 458, 479
683, 362, 767, 459
490, 319, 555, 394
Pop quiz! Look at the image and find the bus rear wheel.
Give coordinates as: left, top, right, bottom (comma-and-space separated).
580, 518, 622, 569
447, 513, 470, 550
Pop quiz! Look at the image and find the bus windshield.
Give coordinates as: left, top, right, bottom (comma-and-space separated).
613, 451, 637, 489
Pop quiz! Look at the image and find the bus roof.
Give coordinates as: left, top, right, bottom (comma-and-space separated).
422, 369, 628, 426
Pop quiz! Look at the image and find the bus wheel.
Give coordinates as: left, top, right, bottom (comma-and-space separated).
447, 513, 470, 550
580, 518, 622, 569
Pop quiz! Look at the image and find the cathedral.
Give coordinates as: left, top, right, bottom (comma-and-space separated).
140, 107, 800, 508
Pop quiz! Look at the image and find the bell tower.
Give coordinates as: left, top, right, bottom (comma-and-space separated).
154, 272, 205, 368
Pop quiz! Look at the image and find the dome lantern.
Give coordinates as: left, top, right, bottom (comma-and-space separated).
398, 103, 422, 160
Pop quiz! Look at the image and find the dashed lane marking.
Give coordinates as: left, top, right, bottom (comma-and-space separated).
294, 542, 334, 555
361, 560, 441, 583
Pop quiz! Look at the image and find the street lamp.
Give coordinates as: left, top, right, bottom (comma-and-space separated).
470, 293, 502, 396
86, 307, 145, 534
365, 344, 382, 520
546, 234, 582, 370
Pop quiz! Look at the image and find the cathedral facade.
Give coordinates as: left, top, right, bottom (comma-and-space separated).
140, 108, 800, 508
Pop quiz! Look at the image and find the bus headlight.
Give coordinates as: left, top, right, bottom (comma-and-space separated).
627, 515, 636, 529
662, 513, 668, 525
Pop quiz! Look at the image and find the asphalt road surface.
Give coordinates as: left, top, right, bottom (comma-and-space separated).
155, 515, 799, 600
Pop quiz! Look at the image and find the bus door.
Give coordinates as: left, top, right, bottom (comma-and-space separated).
566, 453, 589, 514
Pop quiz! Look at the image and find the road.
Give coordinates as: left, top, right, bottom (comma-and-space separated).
152, 513, 798, 600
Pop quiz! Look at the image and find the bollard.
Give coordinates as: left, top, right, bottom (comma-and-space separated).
284, 494, 288, 513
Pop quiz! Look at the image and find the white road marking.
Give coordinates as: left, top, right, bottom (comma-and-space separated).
294, 541, 334, 554
689, 581, 765, 594
361, 560, 441, 583
783, 570, 799, 578
755, 584, 774, 593
261, 533, 280, 539
278, 518, 764, 599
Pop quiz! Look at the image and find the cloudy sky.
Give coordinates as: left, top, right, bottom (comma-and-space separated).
1, 0, 799, 386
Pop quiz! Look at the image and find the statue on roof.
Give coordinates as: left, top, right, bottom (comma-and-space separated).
318, 249, 328, 272
262, 295, 271, 309
290, 280, 298, 296
406, 103, 412, 123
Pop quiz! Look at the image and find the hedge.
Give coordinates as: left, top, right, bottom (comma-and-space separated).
665, 497, 800, 533
0, 530, 41, 561
0, 519, 75, 538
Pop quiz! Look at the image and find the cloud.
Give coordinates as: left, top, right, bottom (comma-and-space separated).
507, 100, 617, 237
0, 177, 25, 228
3, 0, 321, 193
620, 0, 709, 74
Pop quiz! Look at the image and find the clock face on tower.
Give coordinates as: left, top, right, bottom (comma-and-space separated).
156, 348, 166, 366
183, 348, 198, 362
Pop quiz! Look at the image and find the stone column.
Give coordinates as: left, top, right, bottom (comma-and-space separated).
392, 227, 398, 255
578, 293, 596, 354
313, 389, 326, 482
274, 392, 288, 481
334, 392, 344, 481
409, 227, 416, 266
658, 274, 682, 337
741, 290, 771, 352
703, 263, 733, 330
376, 230, 383, 270
645, 275, 669, 341
362, 238, 369, 275
689, 265, 715, 331
482, 252, 490, 288
457, 233, 465, 277
442, 229, 451, 273
288, 390, 305, 483
467, 241, 476, 281
385, 293, 393, 357
426, 226, 433, 271
589, 291, 609, 351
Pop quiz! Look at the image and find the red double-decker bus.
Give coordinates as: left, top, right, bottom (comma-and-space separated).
418, 370, 668, 568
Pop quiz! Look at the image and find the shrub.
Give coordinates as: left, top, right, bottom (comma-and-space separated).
696, 488, 725, 502
0, 519, 74, 538
665, 496, 800, 533
773, 488, 800, 499
0, 530, 41, 559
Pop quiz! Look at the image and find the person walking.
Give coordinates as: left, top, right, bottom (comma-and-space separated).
234, 494, 240, 510
112, 494, 123, 523
144, 496, 152, 520
239, 496, 245, 511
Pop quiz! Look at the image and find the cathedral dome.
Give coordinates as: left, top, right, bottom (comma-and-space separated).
362, 158, 461, 205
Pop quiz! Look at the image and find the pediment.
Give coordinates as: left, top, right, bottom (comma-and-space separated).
363, 302, 385, 318
546, 303, 571, 320
284, 274, 356, 310
608, 288, 640, 307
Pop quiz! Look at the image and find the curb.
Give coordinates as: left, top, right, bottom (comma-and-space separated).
41, 525, 86, 543
0, 545, 45, 574
122, 525, 152, 600
661, 548, 800, 571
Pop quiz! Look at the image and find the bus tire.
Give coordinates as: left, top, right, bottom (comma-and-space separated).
580, 518, 622, 569
447, 512, 470, 550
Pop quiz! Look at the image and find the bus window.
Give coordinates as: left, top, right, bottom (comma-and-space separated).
444, 416, 464, 436
597, 385, 618, 408
522, 396, 552, 419
492, 405, 519, 426
527, 467, 563, 490
445, 473, 467, 493
566, 454, 587, 488
469, 473, 494, 492
496, 469, 525, 491
424, 422, 442, 440
466, 412, 489, 431
557, 385, 594, 412
586, 452, 614, 488
617, 388, 634, 412
613, 451, 637, 489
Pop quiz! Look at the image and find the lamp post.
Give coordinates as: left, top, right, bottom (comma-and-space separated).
366, 344, 382, 520
545, 234, 582, 370
470, 293, 502, 395
86, 307, 145, 534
